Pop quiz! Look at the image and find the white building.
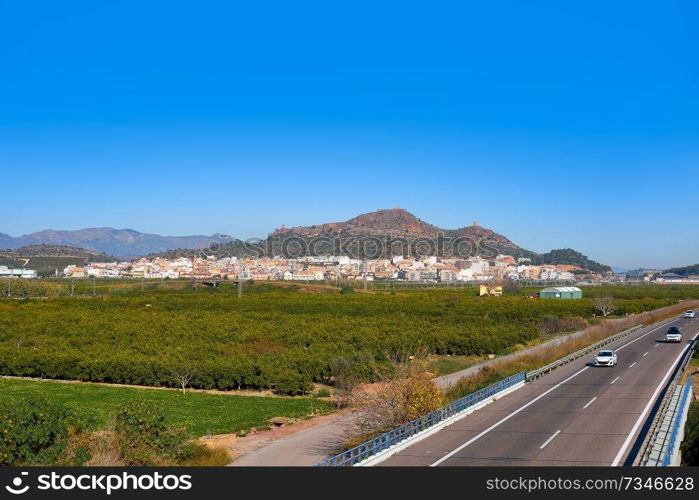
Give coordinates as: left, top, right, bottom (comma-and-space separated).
0, 266, 37, 279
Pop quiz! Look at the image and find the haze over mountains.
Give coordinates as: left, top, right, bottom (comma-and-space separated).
0, 228, 232, 258
0, 208, 612, 273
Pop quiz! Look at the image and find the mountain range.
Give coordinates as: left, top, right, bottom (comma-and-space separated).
0, 228, 232, 257
1, 209, 612, 272
151, 208, 612, 273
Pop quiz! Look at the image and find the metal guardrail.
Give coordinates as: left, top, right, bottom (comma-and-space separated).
661, 375, 693, 466
315, 371, 526, 467
526, 324, 646, 381
635, 337, 696, 466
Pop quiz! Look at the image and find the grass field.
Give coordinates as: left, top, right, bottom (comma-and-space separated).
0, 378, 331, 436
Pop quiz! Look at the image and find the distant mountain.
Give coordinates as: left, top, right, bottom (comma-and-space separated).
538, 248, 611, 274
611, 266, 630, 274
0, 228, 233, 257
3, 209, 613, 272
664, 263, 699, 276
270, 207, 537, 260
185, 208, 610, 272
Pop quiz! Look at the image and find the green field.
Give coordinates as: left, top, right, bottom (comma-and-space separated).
0, 378, 330, 436
1, 282, 698, 394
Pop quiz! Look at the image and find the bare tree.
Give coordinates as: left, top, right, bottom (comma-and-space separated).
170, 367, 194, 394
595, 295, 617, 317
346, 349, 444, 446
502, 278, 521, 294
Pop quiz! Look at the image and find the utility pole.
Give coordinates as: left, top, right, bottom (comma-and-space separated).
363, 258, 368, 291
238, 263, 244, 299
92, 276, 96, 296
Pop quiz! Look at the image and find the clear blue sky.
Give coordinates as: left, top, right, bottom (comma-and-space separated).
1, 1, 697, 269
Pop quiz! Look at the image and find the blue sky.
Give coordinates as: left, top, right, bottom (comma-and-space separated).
1, 1, 697, 269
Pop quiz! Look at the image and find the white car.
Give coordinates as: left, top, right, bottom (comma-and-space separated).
684, 310, 695, 318
594, 350, 617, 367
665, 327, 682, 343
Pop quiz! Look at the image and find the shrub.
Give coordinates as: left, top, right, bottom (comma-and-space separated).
348, 354, 444, 445
113, 403, 193, 465
0, 398, 84, 466
272, 370, 313, 396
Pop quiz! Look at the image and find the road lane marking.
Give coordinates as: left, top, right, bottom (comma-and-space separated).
428, 317, 681, 467
429, 366, 590, 466
539, 430, 561, 449
610, 376, 620, 385
582, 397, 597, 409
611, 331, 699, 466
654, 344, 660, 348
643, 352, 648, 357
629, 362, 636, 368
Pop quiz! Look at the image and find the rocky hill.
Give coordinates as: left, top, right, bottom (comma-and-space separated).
209, 208, 609, 272
2, 209, 612, 272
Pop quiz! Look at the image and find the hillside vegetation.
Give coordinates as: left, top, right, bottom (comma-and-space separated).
0, 244, 116, 277
666, 263, 699, 276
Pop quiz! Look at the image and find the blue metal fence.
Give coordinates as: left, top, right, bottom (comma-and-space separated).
315, 371, 526, 466
661, 375, 693, 466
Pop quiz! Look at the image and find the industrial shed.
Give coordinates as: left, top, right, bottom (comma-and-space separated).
539, 286, 582, 299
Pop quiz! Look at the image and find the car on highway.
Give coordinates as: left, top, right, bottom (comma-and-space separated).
684, 310, 695, 318
594, 349, 617, 367
665, 326, 683, 343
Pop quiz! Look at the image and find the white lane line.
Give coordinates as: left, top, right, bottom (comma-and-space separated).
642, 352, 649, 357
629, 362, 637, 368
610, 376, 621, 385
429, 366, 589, 466
428, 316, 681, 467
654, 344, 660, 348
582, 397, 597, 409
539, 430, 561, 449
611, 331, 699, 466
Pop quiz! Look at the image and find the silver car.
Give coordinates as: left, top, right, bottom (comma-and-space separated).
594, 350, 617, 367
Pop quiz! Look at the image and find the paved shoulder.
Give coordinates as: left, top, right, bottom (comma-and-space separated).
231, 411, 359, 466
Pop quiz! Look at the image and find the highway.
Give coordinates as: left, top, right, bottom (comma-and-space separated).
379, 314, 698, 466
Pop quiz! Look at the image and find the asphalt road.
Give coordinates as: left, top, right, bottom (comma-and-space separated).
380, 313, 698, 466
